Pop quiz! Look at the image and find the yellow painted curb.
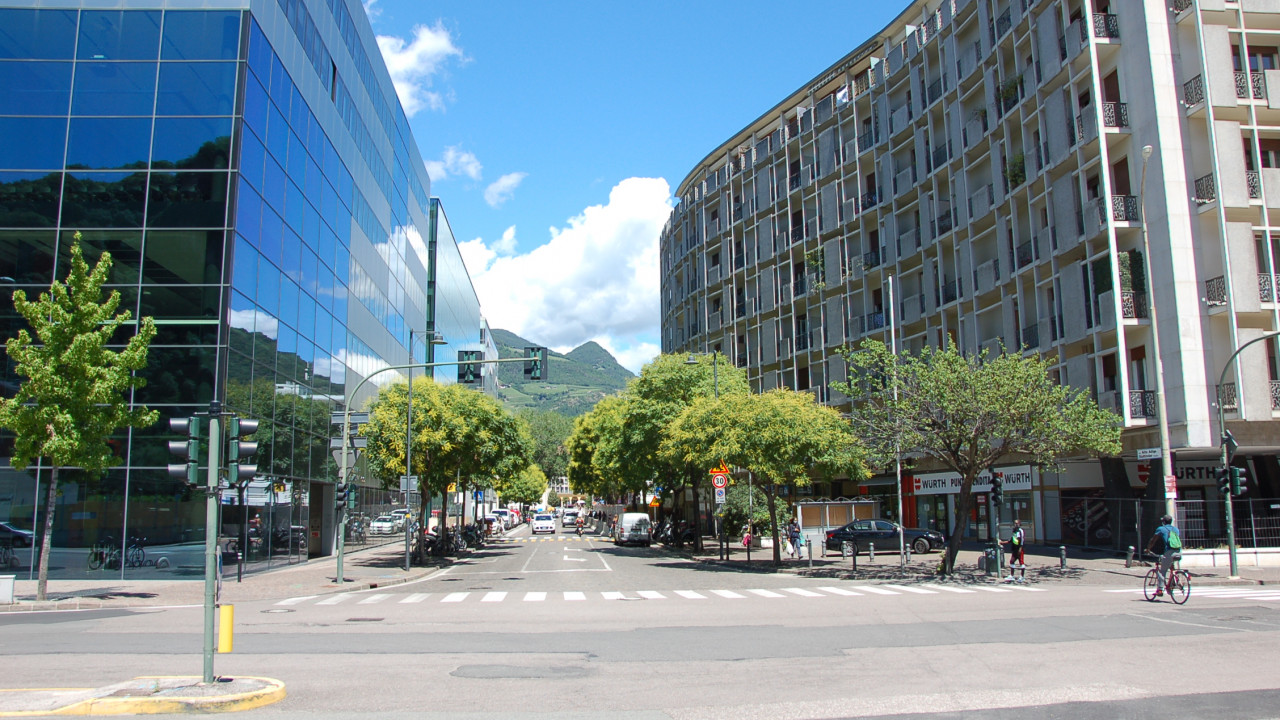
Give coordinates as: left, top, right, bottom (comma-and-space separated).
52, 676, 285, 716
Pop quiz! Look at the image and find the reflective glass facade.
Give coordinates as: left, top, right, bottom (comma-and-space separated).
0, 0, 486, 580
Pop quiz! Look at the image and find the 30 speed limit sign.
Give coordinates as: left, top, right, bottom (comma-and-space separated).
711, 472, 728, 489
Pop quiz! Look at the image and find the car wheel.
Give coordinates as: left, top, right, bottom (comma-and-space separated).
912, 538, 930, 555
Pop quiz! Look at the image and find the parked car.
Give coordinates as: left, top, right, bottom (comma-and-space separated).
531, 514, 556, 535
561, 510, 580, 528
613, 512, 652, 547
492, 509, 512, 528
370, 516, 398, 535
824, 519, 945, 555
390, 509, 410, 529
0, 521, 33, 548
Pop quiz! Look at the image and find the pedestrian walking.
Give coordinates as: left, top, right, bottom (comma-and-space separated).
1004, 519, 1026, 583
786, 518, 801, 560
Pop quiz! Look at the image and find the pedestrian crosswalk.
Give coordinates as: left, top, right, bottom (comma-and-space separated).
493, 536, 597, 543
274, 583, 1047, 608
1106, 586, 1280, 600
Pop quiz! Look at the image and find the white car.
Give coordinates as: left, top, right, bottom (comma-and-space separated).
370, 516, 397, 535
531, 514, 556, 534
492, 509, 512, 528
561, 510, 579, 528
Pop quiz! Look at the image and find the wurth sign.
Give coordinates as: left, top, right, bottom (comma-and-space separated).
910, 465, 1033, 496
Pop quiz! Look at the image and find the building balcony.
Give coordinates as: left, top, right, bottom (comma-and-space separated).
932, 143, 949, 170
1129, 390, 1156, 418
926, 77, 944, 105
1015, 240, 1034, 269
1111, 195, 1139, 222
941, 279, 959, 304
1248, 170, 1261, 199
899, 226, 921, 254
894, 167, 916, 196
1235, 71, 1267, 100
1102, 102, 1129, 129
1206, 275, 1226, 306
1195, 174, 1216, 204
1172, 0, 1192, 12
1273, 380, 1280, 411
1020, 323, 1040, 349
1092, 13, 1119, 39
857, 129, 876, 153
935, 208, 954, 235
860, 191, 880, 210
862, 249, 882, 269
1183, 74, 1204, 107
1121, 290, 1149, 319
1218, 382, 1237, 412
860, 312, 886, 334
1260, 272, 1279, 303
992, 8, 1012, 43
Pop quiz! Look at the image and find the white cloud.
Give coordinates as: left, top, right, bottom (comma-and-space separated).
361, 0, 380, 20
375, 22, 462, 117
493, 225, 517, 254
424, 146, 482, 182
467, 177, 672, 374
484, 172, 527, 207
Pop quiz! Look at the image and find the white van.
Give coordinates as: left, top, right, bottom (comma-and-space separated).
614, 512, 652, 547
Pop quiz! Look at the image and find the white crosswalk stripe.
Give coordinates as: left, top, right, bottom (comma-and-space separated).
1107, 587, 1280, 600
711, 589, 746, 599
883, 584, 937, 594
920, 584, 976, 594
972, 586, 1013, 593
276, 595, 316, 605
601, 591, 629, 600
857, 586, 901, 595
636, 591, 666, 599
523, 592, 546, 602
674, 590, 706, 599
564, 591, 586, 601
441, 592, 469, 603
746, 589, 786, 598
399, 593, 431, 603
357, 594, 391, 605
782, 588, 825, 597
315, 595, 350, 605
818, 586, 862, 596
1007, 585, 1046, 592
481, 592, 507, 602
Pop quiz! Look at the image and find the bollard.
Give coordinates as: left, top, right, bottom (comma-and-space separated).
217, 604, 234, 653
1126, 545, 1134, 568
869, 542, 875, 563
807, 537, 813, 568
905, 543, 911, 565
1060, 545, 1067, 569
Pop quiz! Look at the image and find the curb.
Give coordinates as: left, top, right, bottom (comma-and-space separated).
0, 676, 285, 717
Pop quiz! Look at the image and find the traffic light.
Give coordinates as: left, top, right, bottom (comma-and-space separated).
990, 476, 1004, 506
226, 417, 260, 486
457, 350, 482, 384
1230, 466, 1249, 496
524, 346, 548, 381
335, 483, 349, 510
1216, 466, 1231, 495
347, 485, 358, 510
167, 417, 202, 486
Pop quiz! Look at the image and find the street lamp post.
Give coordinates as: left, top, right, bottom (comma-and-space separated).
1140, 145, 1176, 520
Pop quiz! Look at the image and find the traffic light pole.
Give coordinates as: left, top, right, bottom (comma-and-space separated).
203, 401, 222, 684
335, 354, 542, 584
1215, 330, 1280, 579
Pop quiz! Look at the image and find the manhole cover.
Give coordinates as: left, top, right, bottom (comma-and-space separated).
346, 617, 384, 622
261, 608, 293, 614
451, 665, 589, 679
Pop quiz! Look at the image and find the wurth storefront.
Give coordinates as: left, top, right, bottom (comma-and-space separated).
901, 465, 1038, 544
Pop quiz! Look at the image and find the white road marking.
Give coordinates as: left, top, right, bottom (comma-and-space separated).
275, 596, 316, 605
481, 592, 507, 602
399, 593, 431, 603
1007, 584, 1046, 592
817, 586, 862, 596
636, 591, 666, 599
441, 592, 469, 603
711, 589, 746, 599
674, 590, 706, 599
315, 595, 350, 605
747, 589, 786, 598
564, 591, 586, 601
857, 586, 901, 595
523, 592, 546, 602
781, 587, 825, 597
356, 594, 390, 605
602, 591, 630, 600
920, 584, 976, 594
883, 584, 937, 594
972, 586, 1013, 593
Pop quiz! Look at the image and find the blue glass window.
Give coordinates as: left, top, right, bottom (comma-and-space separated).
256, 262, 280, 315
284, 179, 304, 233
243, 74, 268, 137
233, 180, 261, 247
269, 55, 289, 108
0, 173, 61, 228
0, 61, 72, 115
279, 277, 299, 333
282, 224, 301, 277
0, 10, 76, 60
322, 135, 338, 179
142, 230, 222, 284
320, 179, 338, 233
338, 166, 353, 209
78, 11, 160, 61
262, 156, 286, 213
61, 171, 147, 228
147, 172, 229, 228
287, 130, 306, 181
231, 233, 257, 299
161, 11, 241, 60
298, 295, 316, 339
155, 62, 236, 116
305, 157, 322, 211
266, 104, 288, 163
63, 230, 142, 285
0, 230, 57, 284
152, 117, 233, 170
246, 19, 271, 82
67, 118, 152, 170
72, 62, 157, 116
238, 130, 265, 191
259, 206, 282, 266
0, 118, 67, 170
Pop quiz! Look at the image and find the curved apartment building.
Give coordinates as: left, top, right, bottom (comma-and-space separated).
660, 0, 1280, 549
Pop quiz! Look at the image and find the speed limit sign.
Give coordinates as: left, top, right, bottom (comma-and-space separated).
711, 472, 728, 489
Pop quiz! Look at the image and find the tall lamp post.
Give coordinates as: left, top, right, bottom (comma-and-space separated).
686, 352, 720, 557
1139, 144, 1176, 520
405, 330, 447, 571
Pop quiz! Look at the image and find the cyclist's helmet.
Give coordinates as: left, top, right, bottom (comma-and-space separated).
1161, 514, 1173, 525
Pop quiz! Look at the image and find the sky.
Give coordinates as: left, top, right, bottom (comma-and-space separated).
362, 1, 907, 372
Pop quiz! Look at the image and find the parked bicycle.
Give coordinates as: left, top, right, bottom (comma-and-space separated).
125, 536, 147, 568
87, 536, 120, 571
1143, 551, 1191, 604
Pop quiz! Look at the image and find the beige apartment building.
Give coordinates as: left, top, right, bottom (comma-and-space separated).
660, 0, 1280, 550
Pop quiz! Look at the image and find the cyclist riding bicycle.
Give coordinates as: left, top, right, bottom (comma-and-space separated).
1145, 514, 1183, 597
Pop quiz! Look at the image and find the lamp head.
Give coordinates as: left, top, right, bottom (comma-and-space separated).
685, 354, 698, 365
1142, 145, 1153, 160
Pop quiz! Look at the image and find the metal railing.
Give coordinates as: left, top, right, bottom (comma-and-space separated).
857, 129, 875, 152
942, 279, 958, 304
1121, 291, 1149, 319
1183, 74, 1204, 106
1218, 382, 1238, 412
1273, 380, 1280, 410
1235, 71, 1267, 100
926, 77, 943, 104
1129, 389, 1156, 418
1261, 272, 1277, 303
1092, 13, 1119, 39
936, 210, 954, 235
932, 143, 949, 169
1111, 195, 1139, 222
1205, 275, 1227, 305
1068, 497, 1280, 552
1016, 240, 1034, 268
861, 312, 886, 334
1102, 101, 1129, 128
994, 8, 1012, 39
1172, 0, 1193, 12
1020, 323, 1040, 349
860, 191, 879, 209
1194, 174, 1217, 204
1248, 170, 1261, 200
862, 249, 882, 269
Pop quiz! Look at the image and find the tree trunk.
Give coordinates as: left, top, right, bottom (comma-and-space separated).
689, 464, 703, 552
765, 485, 780, 565
36, 465, 58, 601
943, 474, 977, 575
436, 490, 450, 556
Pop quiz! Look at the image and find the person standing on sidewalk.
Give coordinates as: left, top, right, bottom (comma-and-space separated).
1004, 519, 1026, 583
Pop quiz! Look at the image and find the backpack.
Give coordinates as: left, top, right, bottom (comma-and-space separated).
1166, 527, 1182, 550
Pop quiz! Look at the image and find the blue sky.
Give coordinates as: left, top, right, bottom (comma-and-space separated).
364, 1, 906, 372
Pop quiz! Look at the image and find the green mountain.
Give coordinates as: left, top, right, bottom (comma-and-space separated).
490, 328, 633, 416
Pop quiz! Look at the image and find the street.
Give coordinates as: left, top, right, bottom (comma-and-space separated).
3, 523, 1280, 719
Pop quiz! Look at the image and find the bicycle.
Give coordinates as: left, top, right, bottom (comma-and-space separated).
125, 536, 146, 568
1143, 551, 1190, 604
87, 537, 120, 571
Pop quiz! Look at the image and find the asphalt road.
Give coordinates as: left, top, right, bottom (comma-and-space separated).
4, 522, 1279, 719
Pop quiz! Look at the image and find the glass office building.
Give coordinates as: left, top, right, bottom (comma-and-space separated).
0, 0, 487, 579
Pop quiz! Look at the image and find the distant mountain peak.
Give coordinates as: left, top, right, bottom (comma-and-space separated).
488, 329, 633, 416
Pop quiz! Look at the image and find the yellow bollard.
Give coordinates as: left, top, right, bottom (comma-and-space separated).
218, 604, 234, 653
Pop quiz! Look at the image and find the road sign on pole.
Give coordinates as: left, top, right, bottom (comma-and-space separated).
714, 487, 726, 504
711, 472, 728, 489
1137, 447, 1162, 460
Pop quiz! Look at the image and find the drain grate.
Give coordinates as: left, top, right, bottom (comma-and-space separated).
261, 608, 293, 614
346, 617, 384, 622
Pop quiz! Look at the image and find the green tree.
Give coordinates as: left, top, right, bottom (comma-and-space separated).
566, 394, 637, 504
517, 409, 573, 480
0, 236, 158, 599
716, 482, 771, 540
453, 385, 530, 520
664, 389, 864, 564
832, 340, 1121, 574
504, 464, 548, 506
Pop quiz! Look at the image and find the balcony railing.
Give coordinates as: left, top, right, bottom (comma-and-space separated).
860, 191, 879, 209
1183, 74, 1204, 106
1218, 382, 1238, 412
1121, 291, 1149, 319
1172, 0, 1192, 13
857, 129, 875, 152
1020, 323, 1040, 349
926, 77, 943, 104
1194, 174, 1217, 203
936, 209, 954, 235
1129, 390, 1157, 418
994, 8, 1012, 40
1016, 240, 1034, 268
1112, 195, 1139, 221
932, 143, 949, 170
1248, 170, 1261, 200
1102, 102, 1129, 128
861, 312, 886, 334
1273, 380, 1280, 411
941, 279, 958, 304
1206, 275, 1227, 305
1092, 13, 1119, 39
1261, 272, 1277, 303
863, 249, 882, 269
1235, 71, 1267, 100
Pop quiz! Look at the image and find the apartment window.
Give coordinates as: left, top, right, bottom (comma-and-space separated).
1128, 346, 1147, 391
710, 251, 720, 267
1260, 139, 1280, 168
1235, 45, 1279, 71
1101, 353, 1117, 392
